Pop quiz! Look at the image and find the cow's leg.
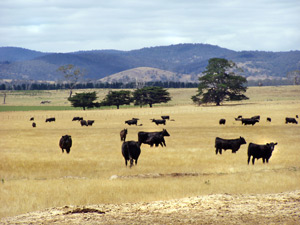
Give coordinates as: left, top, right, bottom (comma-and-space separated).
247, 156, 251, 164
219, 149, 222, 154
215, 148, 219, 154
61, 148, 64, 153
263, 158, 265, 163
130, 159, 134, 168
266, 158, 269, 163
125, 160, 128, 166
135, 159, 138, 165
252, 157, 255, 165
66, 148, 70, 154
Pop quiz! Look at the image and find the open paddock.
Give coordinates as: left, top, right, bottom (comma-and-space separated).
0, 86, 300, 220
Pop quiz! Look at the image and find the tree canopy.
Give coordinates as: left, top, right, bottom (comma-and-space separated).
192, 58, 248, 106
101, 90, 133, 109
133, 86, 171, 108
68, 91, 100, 110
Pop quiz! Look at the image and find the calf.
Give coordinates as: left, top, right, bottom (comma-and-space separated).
45, 117, 55, 122
267, 117, 271, 122
161, 115, 170, 120
138, 129, 170, 147
247, 142, 278, 165
122, 141, 141, 168
285, 117, 298, 124
59, 135, 72, 154
30, 117, 34, 121
144, 134, 166, 147
215, 136, 246, 154
219, 119, 226, 125
32, 122, 36, 128
120, 129, 128, 142
151, 119, 166, 125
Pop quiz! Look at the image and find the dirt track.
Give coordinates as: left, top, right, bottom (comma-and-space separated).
1, 190, 300, 224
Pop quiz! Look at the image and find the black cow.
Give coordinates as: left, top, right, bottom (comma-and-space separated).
120, 129, 128, 142
125, 118, 138, 126
87, 120, 95, 126
151, 119, 166, 125
138, 129, 170, 147
45, 117, 55, 122
219, 119, 226, 125
32, 122, 36, 128
215, 136, 246, 154
161, 115, 170, 120
72, 117, 83, 121
247, 142, 278, 165
30, 117, 34, 121
80, 120, 88, 126
241, 118, 259, 126
267, 117, 272, 122
285, 117, 298, 124
59, 135, 72, 154
122, 141, 141, 168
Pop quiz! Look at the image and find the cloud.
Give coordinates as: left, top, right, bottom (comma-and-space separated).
0, 0, 299, 52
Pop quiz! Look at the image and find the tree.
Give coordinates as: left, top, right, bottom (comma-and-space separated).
68, 92, 100, 110
58, 64, 84, 98
192, 58, 248, 106
133, 86, 171, 108
101, 90, 133, 109
286, 70, 300, 85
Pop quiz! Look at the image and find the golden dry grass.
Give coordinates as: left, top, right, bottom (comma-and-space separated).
0, 86, 300, 218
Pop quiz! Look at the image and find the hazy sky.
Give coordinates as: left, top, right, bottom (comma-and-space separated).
1, 0, 299, 53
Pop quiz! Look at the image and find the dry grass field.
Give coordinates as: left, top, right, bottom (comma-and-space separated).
0, 86, 300, 222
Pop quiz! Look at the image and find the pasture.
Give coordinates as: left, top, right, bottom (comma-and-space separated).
0, 86, 300, 218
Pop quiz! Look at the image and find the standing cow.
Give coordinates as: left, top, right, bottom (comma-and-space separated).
215, 136, 246, 154
59, 135, 72, 154
285, 117, 298, 124
45, 117, 55, 122
120, 129, 128, 142
122, 141, 141, 168
247, 142, 278, 165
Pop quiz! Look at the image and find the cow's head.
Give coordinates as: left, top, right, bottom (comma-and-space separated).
162, 129, 170, 136
240, 136, 246, 144
267, 142, 278, 151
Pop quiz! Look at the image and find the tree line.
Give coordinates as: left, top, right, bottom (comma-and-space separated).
0, 81, 198, 91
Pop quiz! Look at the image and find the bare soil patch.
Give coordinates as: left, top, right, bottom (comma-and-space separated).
1, 190, 299, 224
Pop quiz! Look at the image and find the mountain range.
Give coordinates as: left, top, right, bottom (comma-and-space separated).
0, 44, 299, 82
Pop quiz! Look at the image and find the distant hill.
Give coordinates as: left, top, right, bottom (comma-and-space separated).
0, 44, 299, 82
99, 67, 198, 83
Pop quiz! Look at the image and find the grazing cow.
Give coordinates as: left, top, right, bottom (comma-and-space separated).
45, 117, 55, 122
80, 120, 88, 126
161, 115, 170, 120
59, 135, 72, 154
87, 120, 95, 126
251, 115, 260, 120
138, 129, 170, 147
125, 118, 138, 126
30, 117, 34, 121
267, 117, 272, 122
285, 117, 298, 124
247, 142, 278, 165
122, 141, 141, 168
120, 129, 128, 142
215, 136, 246, 154
219, 119, 226, 125
32, 122, 36, 128
151, 119, 166, 125
72, 117, 83, 121
241, 118, 259, 126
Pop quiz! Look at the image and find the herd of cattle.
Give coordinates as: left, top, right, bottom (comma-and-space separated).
29, 113, 298, 168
